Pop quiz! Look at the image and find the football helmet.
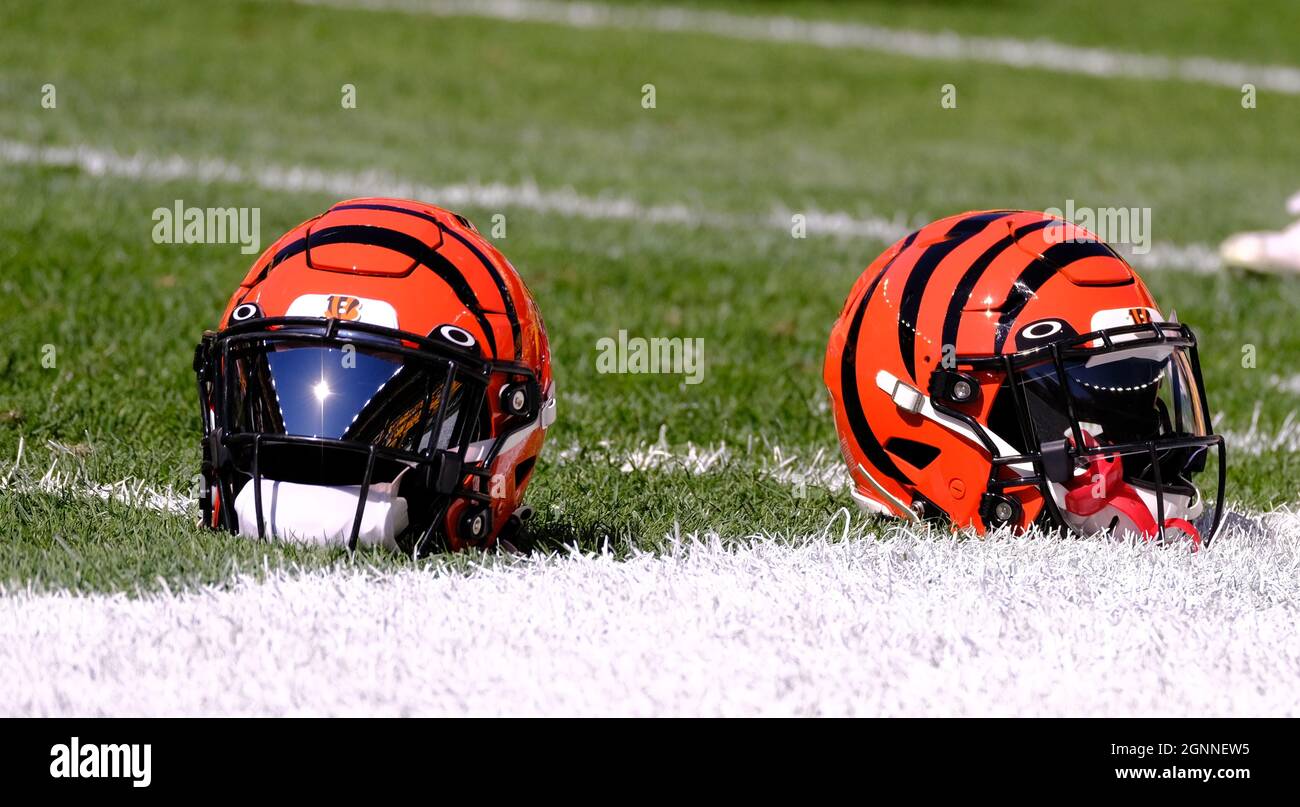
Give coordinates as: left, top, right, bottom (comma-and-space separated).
825, 210, 1225, 546
194, 198, 555, 553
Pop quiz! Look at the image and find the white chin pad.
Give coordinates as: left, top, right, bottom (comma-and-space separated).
1064, 505, 1151, 541
234, 479, 409, 551
1056, 484, 1201, 540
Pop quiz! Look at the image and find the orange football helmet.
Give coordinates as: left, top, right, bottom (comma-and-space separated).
825, 210, 1225, 546
195, 198, 555, 553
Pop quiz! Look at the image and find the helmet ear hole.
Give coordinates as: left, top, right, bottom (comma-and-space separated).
883, 437, 940, 470
514, 456, 537, 488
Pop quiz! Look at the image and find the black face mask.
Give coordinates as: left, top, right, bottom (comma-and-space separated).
1006, 346, 1209, 490
195, 317, 500, 553
944, 321, 1226, 541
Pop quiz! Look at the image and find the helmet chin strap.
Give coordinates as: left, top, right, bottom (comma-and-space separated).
1054, 431, 1203, 549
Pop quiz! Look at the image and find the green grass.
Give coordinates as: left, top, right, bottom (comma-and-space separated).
0, 0, 1298, 592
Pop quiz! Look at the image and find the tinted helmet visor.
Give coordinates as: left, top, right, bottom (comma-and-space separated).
218, 329, 485, 486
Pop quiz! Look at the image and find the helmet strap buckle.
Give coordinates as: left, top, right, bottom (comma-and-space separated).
1040, 438, 1074, 484
887, 378, 925, 414
431, 450, 463, 495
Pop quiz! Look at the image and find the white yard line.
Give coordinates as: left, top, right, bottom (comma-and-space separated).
0, 434, 839, 523
0, 138, 1223, 272
0, 438, 193, 518
293, 0, 1300, 95
0, 136, 904, 237
562, 412, 1300, 486
1222, 404, 1300, 457
4, 411, 1294, 525
1268, 373, 1300, 396
2, 507, 1297, 717
0, 138, 698, 229
554, 432, 849, 492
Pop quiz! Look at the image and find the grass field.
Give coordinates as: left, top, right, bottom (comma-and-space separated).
1, 0, 1298, 715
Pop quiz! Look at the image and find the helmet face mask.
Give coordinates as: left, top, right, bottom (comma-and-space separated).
196, 199, 554, 553
939, 320, 1226, 543
825, 210, 1227, 548
197, 317, 511, 554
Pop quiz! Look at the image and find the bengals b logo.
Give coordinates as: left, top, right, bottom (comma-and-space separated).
1129, 307, 1153, 325
324, 295, 361, 321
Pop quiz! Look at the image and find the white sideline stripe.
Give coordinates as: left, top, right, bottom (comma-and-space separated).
3, 508, 1299, 716
0, 138, 1223, 272
293, 0, 1300, 96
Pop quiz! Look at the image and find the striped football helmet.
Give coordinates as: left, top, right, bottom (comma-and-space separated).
825, 210, 1224, 546
195, 198, 555, 553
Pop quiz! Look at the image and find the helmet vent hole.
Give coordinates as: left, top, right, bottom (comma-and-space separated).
883, 437, 940, 469
514, 456, 537, 488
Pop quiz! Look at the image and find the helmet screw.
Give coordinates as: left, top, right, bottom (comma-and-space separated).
459, 506, 493, 543
980, 493, 1022, 530
501, 383, 533, 416
953, 380, 973, 401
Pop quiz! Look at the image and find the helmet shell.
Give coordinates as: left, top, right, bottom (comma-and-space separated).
825, 209, 1162, 532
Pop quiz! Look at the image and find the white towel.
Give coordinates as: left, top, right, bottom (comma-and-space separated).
234, 478, 409, 551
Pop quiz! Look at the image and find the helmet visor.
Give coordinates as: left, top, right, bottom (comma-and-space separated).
225, 337, 479, 461
1007, 342, 1211, 490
